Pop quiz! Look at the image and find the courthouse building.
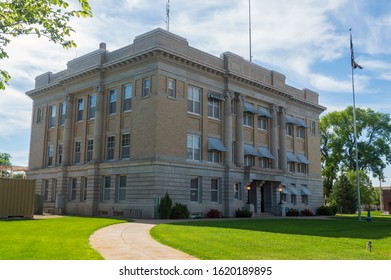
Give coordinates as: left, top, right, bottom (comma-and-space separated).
26, 28, 326, 218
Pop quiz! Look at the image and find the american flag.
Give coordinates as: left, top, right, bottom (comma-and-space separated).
350, 31, 363, 69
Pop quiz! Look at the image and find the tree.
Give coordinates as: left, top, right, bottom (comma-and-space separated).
320, 106, 391, 200
158, 192, 172, 219
0, 152, 11, 166
330, 173, 357, 214
0, 0, 92, 90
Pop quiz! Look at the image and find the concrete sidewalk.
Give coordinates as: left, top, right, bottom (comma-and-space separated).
89, 220, 198, 260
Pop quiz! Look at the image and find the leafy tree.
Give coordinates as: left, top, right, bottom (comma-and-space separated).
320, 106, 391, 200
0, 152, 11, 166
330, 173, 357, 214
347, 170, 374, 207
0, 0, 92, 90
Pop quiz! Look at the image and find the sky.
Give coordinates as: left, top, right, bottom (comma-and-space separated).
0, 0, 391, 185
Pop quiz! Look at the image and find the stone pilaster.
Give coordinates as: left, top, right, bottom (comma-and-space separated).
235, 93, 244, 166
224, 91, 234, 165
62, 95, 73, 166
92, 86, 104, 163
278, 107, 287, 172
270, 105, 279, 169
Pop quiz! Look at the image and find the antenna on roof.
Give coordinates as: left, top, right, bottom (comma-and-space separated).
249, 0, 253, 62
165, 0, 170, 31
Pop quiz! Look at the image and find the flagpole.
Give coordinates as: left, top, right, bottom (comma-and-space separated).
350, 28, 361, 221
249, 0, 252, 62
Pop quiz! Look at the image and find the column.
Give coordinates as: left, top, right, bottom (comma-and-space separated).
224, 91, 233, 165
235, 93, 244, 166
278, 107, 287, 172
92, 86, 104, 163
270, 105, 278, 169
62, 95, 73, 166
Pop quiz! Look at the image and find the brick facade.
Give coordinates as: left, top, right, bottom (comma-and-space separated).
26, 28, 326, 218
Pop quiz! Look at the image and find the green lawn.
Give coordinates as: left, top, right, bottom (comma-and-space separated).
0, 216, 125, 260
150, 215, 391, 260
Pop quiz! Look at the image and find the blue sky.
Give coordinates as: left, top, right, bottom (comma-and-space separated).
1, 0, 391, 185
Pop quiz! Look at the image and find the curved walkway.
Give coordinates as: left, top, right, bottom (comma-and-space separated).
89, 220, 198, 260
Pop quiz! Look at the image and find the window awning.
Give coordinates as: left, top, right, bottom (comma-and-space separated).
244, 144, 259, 157
290, 186, 300, 196
281, 186, 290, 194
285, 115, 297, 125
244, 102, 258, 114
297, 154, 310, 164
258, 146, 275, 159
296, 118, 308, 128
301, 187, 312, 196
208, 137, 227, 152
287, 151, 300, 163
208, 92, 224, 101
257, 107, 272, 118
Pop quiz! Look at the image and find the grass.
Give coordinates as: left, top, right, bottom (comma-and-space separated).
150, 214, 391, 260
0, 216, 125, 260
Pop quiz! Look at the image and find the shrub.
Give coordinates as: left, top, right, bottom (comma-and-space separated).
316, 205, 338, 216
286, 208, 300, 216
159, 192, 172, 219
300, 209, 314, 216
170, 203, 190, 219
206, 208, 223, 218
235, 208, 253, 218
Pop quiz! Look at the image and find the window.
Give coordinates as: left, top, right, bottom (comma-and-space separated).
118, 176, 126, 201
168, 78, 176, 97
188, 86, 201, 114
291, 194, 297, 205
190, 178, 199, 202
208, 151, 220, 163
121, 134, 130, 159
243, 113, 253, 127
36, 108, 42, 123
103, 176, 111, 200
59, 102, 66, 125
123, 83, 132, 112
71, 178, 77, 201
47, 145, 54, 167
211, 178, 220, 203
44, 180, 49, 201
58, 144, 63, 165
106, 136, 115, 160
234, 183, 242, 200
208, 98, 220, 119
88, 94, 96, 119
298, 163, 306, 174
258, 116, 268, 130
187, 134, 201, 161
244, 156, 254, 167
296, 126, 305, 139
86, 139, 93, 162
288, 162, 295, 173
82, 177, 88, 201
259, 158, 269, 168
301, 185, 309, 205
108, 89, 117, 115
143, 78, 150, 97
49, 105, 56, 128
76, 98, 84, 121
310, 121, 316, 135
286, 124, 293, 136
74, 141, 81, 164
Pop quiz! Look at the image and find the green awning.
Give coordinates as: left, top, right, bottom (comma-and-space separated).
258, 146, 275, 159
301, 187, 312, 196
257, 107, 272, 118
208, 92, 224, 101
208, 137, 227, 152
297, 154, 310, 164
244, 144, 259, 157
287, 151, 300, 163
244, 102, 257, 114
